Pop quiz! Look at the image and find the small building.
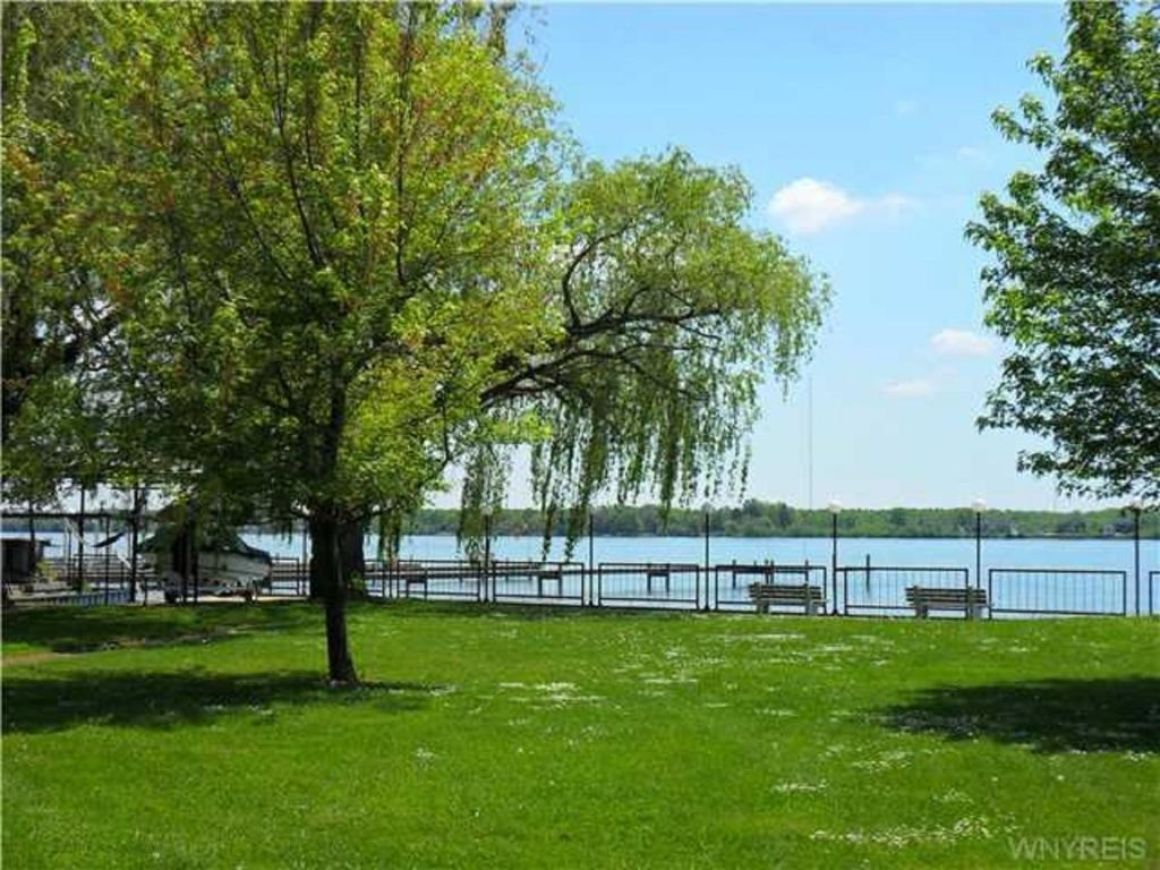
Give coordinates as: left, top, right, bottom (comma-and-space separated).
1, 538, 53, 585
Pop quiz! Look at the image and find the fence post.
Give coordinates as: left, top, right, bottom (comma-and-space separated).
129, 487, 141, 604
1131, 500, 1141, 616
828, 501, 842, 614
78, 488, 86, 591
842, 564, 848, 616
103, 513, 111, 606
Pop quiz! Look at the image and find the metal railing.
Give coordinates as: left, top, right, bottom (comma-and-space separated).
490, 561, 586, 605
595, 562, 701, 609
5, 551, 1154, 620
713, 562, 827, 612
987, 568, 1128, 618
838, 561, 972, 617
38, 554, 139, 605
268, 558, 308, 596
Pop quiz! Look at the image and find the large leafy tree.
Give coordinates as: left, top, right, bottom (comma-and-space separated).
966, 0, 1159, 502
1, 4, 123, 499
8, 2, 559, 682
4, 3, 828, 683
472, 151, 825, 547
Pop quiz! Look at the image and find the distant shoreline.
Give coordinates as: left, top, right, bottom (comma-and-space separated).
6, 499, 1157, 544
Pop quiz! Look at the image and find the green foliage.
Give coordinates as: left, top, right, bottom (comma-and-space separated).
4, 6, 826, 530
966, 0, 1160, 503
1, 4, 116, 499
476, 150, 828, 551
4, 3, 560, 518
391, 500, 1160, 539
1, 4, 827, 678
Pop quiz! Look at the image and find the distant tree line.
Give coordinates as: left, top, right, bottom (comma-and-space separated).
6, 499, 1155, 540
395, 500, 1157, 540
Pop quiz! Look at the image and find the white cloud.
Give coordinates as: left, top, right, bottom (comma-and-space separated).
930, 328, 993, 358
883, 378, 937, 398
768, 178, 918, 235
768, 178, 863, 234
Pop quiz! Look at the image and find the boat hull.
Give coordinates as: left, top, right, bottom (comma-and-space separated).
149, 550, 272, 598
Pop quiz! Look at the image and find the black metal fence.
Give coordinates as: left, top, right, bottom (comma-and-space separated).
713, 562, 828, 613
5, 549, 1158, 621
987, 568, 1129, 618
39, 555, 141, 605
268, 558, 308, 596
595, 562, 702, 609
838, 562, 972, 617
491, 561, 586, 605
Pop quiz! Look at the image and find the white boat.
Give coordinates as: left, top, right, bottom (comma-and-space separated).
139, 523, 272, 602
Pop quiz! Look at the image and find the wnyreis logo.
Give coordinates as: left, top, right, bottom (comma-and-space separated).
1008, 836, 1147, 862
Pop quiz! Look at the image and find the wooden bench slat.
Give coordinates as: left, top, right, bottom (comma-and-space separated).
747, 582, 826, 614
905, 585, 988, 617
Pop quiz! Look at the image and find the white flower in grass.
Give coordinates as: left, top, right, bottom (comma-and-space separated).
772, 780, 828, 794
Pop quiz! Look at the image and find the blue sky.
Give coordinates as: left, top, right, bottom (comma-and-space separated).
468, 2, 1109, 513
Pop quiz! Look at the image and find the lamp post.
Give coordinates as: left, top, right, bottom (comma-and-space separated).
972, 499, 986, 613
701, 503, 712, 611
482, 506, 493, 603
1130, 497, 1142, 616
828, 500, 841, 614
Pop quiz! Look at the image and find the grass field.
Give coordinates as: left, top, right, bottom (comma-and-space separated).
2, 601, 1157, 868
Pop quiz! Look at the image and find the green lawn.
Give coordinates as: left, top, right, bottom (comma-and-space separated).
3, 602, 1157, 868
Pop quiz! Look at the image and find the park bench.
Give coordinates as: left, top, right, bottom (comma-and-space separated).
905, 585, 988, 619
748, 582, 826, 615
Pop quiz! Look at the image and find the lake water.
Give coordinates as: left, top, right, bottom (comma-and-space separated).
12, 530, 1158, 616
243, 532, 1159, 616
236, 531, 1158, 573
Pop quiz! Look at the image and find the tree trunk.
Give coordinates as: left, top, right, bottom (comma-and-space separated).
340, 519, 367, 597
309, 511, 359, 685
311, 518, 367, 599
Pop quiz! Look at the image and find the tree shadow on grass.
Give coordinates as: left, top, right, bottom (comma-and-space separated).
878, 677, 1160, 754
2, 601, 320, 655
2, 669, 442, 734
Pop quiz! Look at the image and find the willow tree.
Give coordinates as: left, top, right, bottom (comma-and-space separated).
6, 3, 829, 684
465, 150, 828, 547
